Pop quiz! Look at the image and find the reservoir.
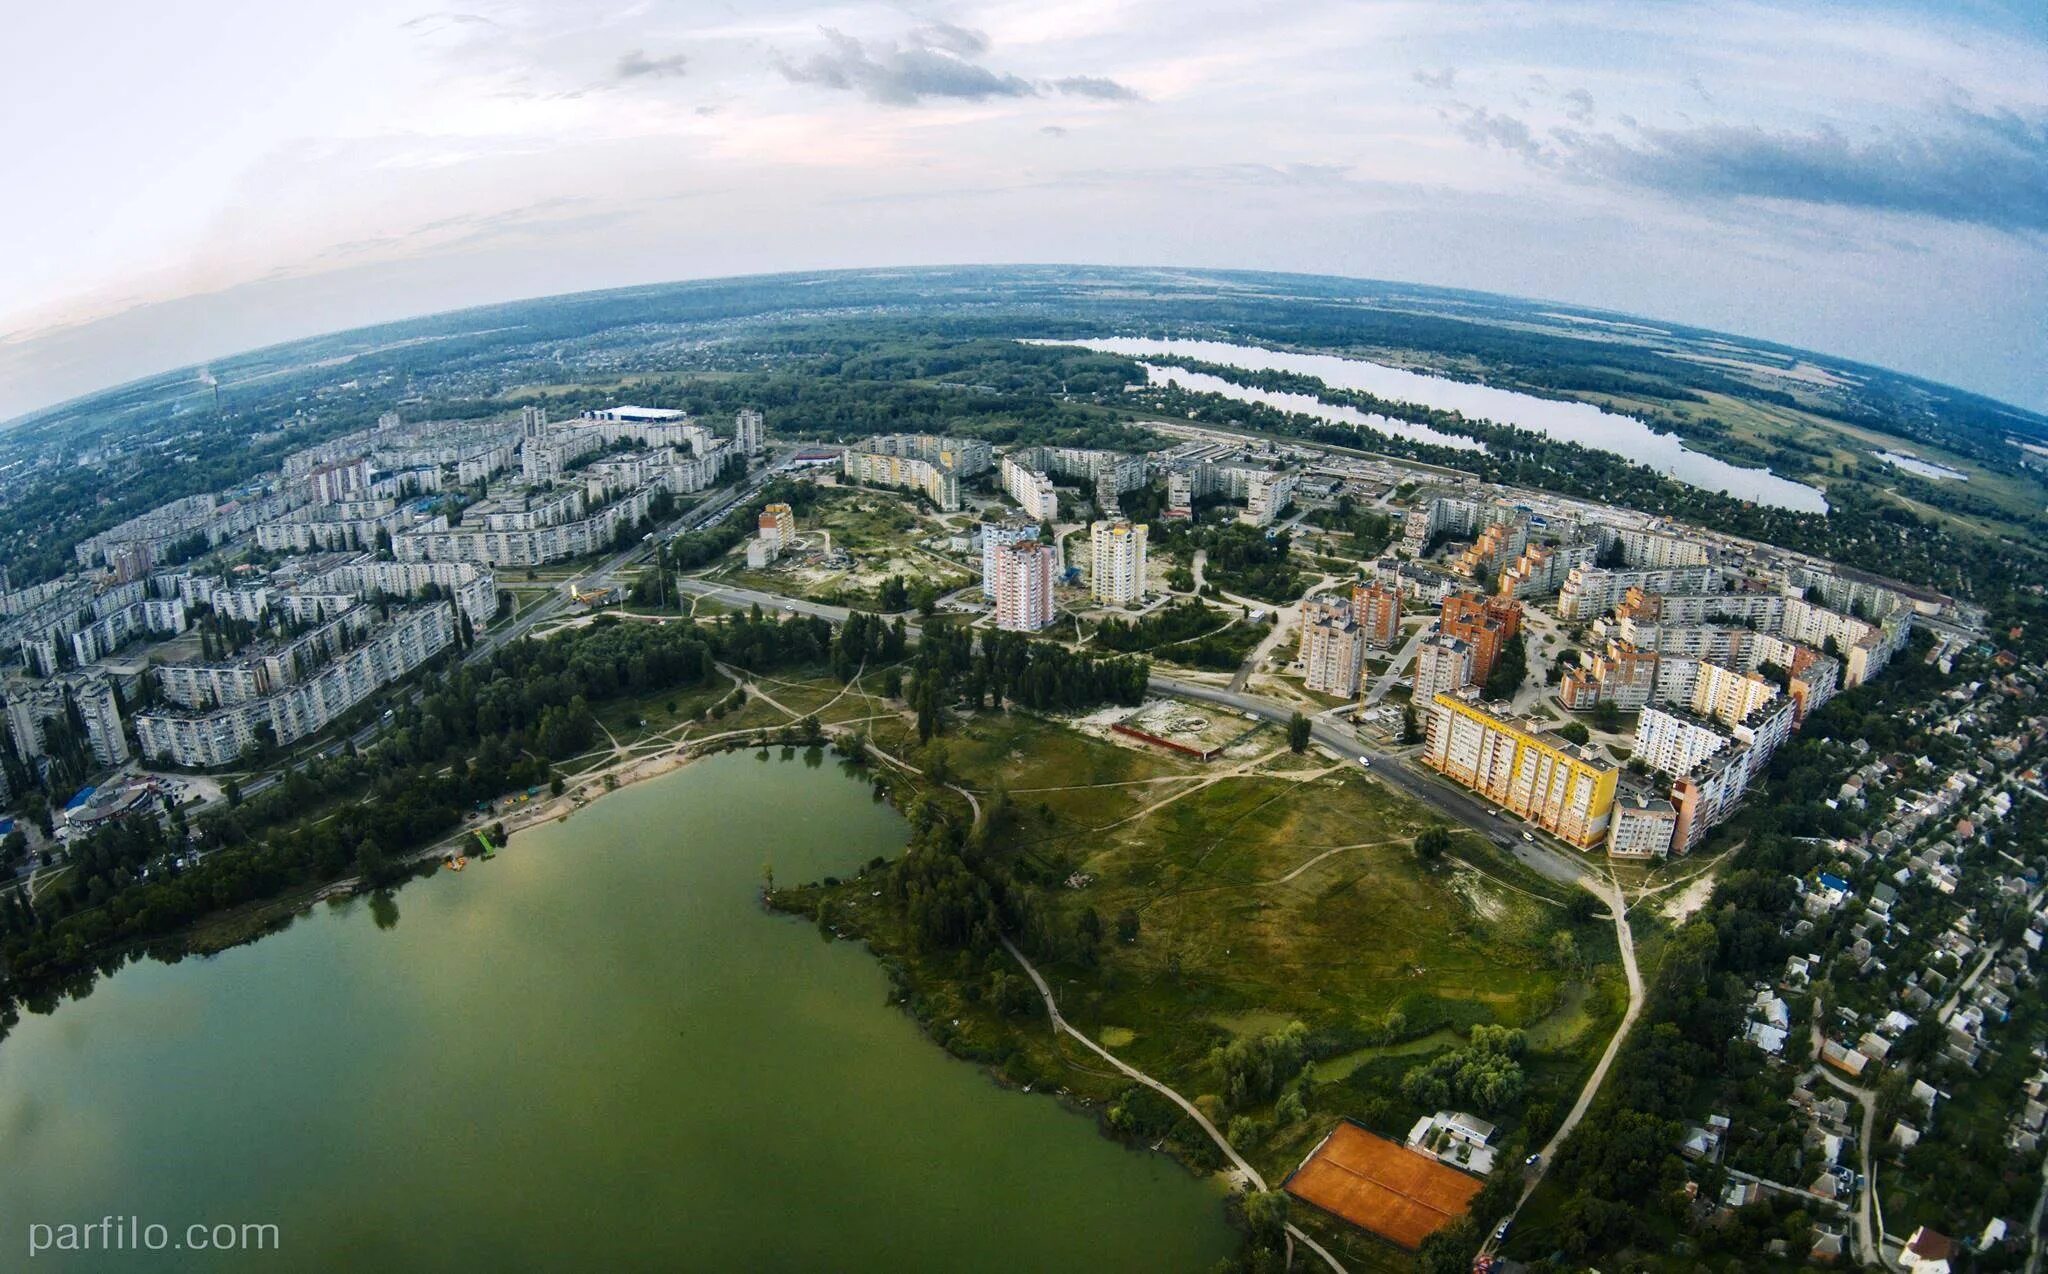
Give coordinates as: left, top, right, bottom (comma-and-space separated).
0, 752, 1232, 1271
1045, 336, 1830, 513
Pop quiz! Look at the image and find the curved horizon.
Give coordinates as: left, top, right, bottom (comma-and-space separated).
8, 263, 2044, 434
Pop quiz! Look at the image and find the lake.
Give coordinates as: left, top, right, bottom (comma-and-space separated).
1877, 450, 1969, 481
1043, 336, 1830, 513
0, 752, 1232, 1271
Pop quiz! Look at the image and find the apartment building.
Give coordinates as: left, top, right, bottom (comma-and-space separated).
1089, 520, 1147, 605
1557, 563, 1725, 620
137, 604, 457, 768
1635, 706, 1737, 778
4, 676, 130, 769
1241, 470, 1299, 527
1440, 592, 1521, 685
1352, 582, 1403, 649
1422, 695, 1619, 848
393, 487, 654, 566
758, 503, 797, 551
734, 409, 765, 457
1300, 597, 1365, 697
979, 520, 1042, 599
1000, 454, 1059, 520
1499, 541, 1597, 599
299, 557, 499, 628
1413, 634, 1474, 699
991, 541, 1059, 632
1608, 792, 1679, 858
1557, 642, 1659, 711
842, 435, 992, 512
1670, 748, 1751, 854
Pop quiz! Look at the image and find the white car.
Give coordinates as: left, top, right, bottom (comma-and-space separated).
1522, 832, 1535, 843
1357, 757, 1372, 767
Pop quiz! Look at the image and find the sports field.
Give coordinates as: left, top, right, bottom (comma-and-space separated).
1284, 1121, 1482, 1250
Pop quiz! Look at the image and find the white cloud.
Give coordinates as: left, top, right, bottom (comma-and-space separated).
1, 0, 2045, 417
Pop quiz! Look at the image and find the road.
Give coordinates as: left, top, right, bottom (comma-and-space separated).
1148, 673, 1594, 889
1484, 872, 1644, 1257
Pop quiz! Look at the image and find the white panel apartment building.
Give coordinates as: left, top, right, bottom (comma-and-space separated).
841, 436, 992, 513
306, 557, 499, 628
734, 409, 765, 457
991, 541, 1059, 632
1300, 597, 1365, 697
1089, 520, 1147, 605
1240, 471, 1299, 528
1000, 455, 1059, 521
1557, 563, 1727, 620
394, 487, 654, 567
137, 604, 457, 767
1413, 634, 1474, 699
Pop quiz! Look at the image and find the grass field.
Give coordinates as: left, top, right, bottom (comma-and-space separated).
779, 702, 1623, 1266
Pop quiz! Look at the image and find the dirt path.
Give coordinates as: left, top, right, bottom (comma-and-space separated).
1002, 937, 1347, 1274
1488, 871, 1643, 1256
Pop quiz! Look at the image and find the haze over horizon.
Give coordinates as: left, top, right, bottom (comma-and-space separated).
5, 0, 2046, 419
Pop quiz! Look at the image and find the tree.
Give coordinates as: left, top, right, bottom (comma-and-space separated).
1567, 890, 1603, 925
354, 837, 388, 886
1401, 704, 1422, 744
1286, 711, 1310, 753
1558, 720, 1591, 745
1415, 824, 1451, 865
1115, 907, 1140, 944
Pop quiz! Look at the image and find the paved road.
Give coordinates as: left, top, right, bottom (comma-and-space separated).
1365, 622, 1429, 706
1148, 673, 1594, 888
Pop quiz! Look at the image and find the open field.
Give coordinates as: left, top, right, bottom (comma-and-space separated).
786, 703, 1623, 1266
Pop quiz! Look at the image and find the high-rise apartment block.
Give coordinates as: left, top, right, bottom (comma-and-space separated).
1352, 582, 1403, 649
979, 520, 1042, 599
734, 409, 765, 457
1300, 597, 1365, 697
992, 541, 1059, 632
1421, 695, 1619, 849
1089, 520, 1147, 605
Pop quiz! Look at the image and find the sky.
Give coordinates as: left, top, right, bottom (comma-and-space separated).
2, 0, 2046, 420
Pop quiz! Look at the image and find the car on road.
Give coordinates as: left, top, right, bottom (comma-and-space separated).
1357, 757, 1371, 767
1525, 1153, 1541, 1167
1493, 1220, 1512, 1243
1522, 832, 1535, 842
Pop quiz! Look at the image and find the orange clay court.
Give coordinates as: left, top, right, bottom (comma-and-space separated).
1284, 1122, 1483, 1250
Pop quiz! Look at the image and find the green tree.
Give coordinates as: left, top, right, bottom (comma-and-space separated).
1286, 711, 1311, 753
1415, 824, 1451, 865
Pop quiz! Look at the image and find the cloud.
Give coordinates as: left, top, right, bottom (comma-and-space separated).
777, 28, 1035, 105
1041, 124, 1069, 137
1051, 75, 1140, 101
1412, 67, 1457, 91
1446, 96, 2048, 235
614, 49, 689, 81
909, 21, 989, 58
1561, 87, 1594, 124
1446, 104, 1547, 161
1564, 106, 2048, 233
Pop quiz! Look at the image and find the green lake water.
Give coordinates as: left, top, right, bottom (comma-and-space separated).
0, 752, 1232, 1270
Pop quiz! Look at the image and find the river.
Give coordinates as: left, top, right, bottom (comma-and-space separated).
0, 752, 1231, 1271
1041, 336, 1830, 513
